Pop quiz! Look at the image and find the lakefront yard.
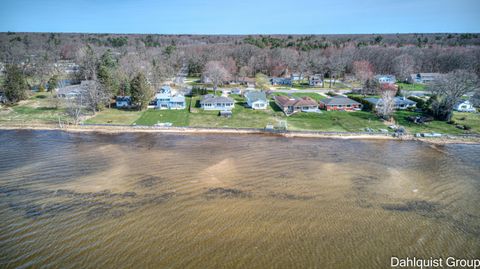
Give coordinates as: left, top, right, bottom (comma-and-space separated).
2, 92, 479, 135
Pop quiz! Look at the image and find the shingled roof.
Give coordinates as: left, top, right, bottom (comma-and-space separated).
320, 96, 360, 106
275, 95, 318, 107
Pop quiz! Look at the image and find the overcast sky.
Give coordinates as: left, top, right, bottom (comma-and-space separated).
1, 0, 479, 34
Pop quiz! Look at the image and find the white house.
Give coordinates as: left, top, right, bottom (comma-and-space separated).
155, 87, 186, 110
290, 73, 304, 81
408, 73, 442, 84
309, 74, 323, 86
374, 75, 396, 84
245, 91, 268, 110
453, 100, 476, 112
200, 94, 235, 110
364, 96, 417, 110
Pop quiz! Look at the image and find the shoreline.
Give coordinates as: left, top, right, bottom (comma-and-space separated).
1, 124, 479, 145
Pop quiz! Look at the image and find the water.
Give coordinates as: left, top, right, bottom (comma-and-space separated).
0, 130, 479, 268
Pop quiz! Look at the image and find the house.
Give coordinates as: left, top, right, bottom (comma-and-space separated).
231, 88, 242, 95
116, 96, 131, 108
155, 87, 186, 110
290, 73, 304, 81
319, 96, 362, 111
408, 73, 442, 84
309, 75, 323, 87
245, 91, 268, 110
274, 95, 319, 115
374, 75, 396, 84
453, 100, 476, 112
200, 94, 235, 110
55, 80, 91, 99
270, 77, 292, 86
364, 96, 417, 110
157, 85, 171, 94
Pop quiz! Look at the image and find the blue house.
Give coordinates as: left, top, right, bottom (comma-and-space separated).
116, 96, 131, 108
270, 77, 292, 86
155, 87, 186, 110
245, 91, 268, 110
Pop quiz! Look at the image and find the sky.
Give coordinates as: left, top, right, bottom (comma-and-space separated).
0, 0, 479, 34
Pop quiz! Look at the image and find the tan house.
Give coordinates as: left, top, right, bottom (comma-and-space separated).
274, 95, 319, 115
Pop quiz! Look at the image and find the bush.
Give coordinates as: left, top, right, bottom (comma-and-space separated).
347, 95, 373, 111
447, 120, 456, 125
464, 125, 472, 130
407, 96, 426, 110
326, 91, 338, 97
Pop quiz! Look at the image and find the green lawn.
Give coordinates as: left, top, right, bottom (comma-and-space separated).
189, 98, 282, 128
397, 82, 427, 91
135, 108, 190, 126
0, 93, 72, 124
271, 92, 327, 101
84, 109, 143, 125
394, 111, 480, 134
287, 111, 387, 132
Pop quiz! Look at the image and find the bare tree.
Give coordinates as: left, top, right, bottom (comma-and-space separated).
203, 61, 230, 93
76, 45, 98, 80
352, 60, 374, 84
255, 73, 270, 90
65, 95, 84, 125
393, 54, 415, 82
238, 66, 252, 83
377, 84, 397, 120
83, 80, 110, 113
429, 70, 479, 121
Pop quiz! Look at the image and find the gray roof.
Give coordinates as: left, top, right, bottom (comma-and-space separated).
116, 96, 131, 102
374, 75, 396, 82
364, 97, 416, 106
200, 94, 234, 104
245, 91, 267, 102
321, 96, 360, 106
270, 77, 291, 84
170, 95, 185, 102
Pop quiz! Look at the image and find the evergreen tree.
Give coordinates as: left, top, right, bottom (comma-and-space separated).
47, 75, 58, 93
130, 72, 153, 110
3, 65, 28, 103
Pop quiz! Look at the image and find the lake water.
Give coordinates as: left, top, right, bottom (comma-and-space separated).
0, 130, 479, 268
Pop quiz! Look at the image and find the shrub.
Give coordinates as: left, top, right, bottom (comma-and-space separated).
447, 120, 456, 125
326, 91, 338, 97
463, 125, 472, 130
347, 95, 373, 111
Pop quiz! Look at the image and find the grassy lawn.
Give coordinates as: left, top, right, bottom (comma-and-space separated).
394, 111, 480, 134
84, 109, 143, 125
135, 109, 189, 126
287, 111, 387, 132
189, 99, 282, 128
397, 82, 427, 91
0, 93, 72, 124
271, 92, 326, 101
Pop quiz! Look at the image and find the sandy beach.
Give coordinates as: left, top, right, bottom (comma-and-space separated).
1, 123, 479, 145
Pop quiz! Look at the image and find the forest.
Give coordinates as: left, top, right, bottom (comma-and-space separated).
1, 32, 480, 87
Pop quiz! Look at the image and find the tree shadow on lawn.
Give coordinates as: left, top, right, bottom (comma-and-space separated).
269, 101, 282, 112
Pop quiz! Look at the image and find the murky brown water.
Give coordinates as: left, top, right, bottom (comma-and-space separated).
0, 130, 479, 268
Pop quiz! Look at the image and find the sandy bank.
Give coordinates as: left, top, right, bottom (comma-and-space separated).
1, 124, 479, 145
